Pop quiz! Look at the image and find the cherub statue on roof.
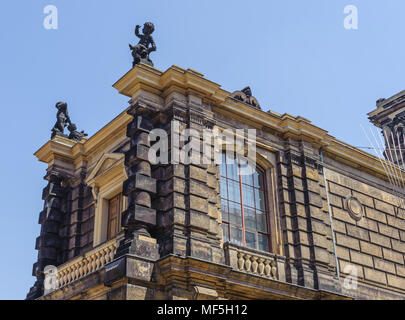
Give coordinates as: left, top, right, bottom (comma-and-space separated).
129, 22, 156, 67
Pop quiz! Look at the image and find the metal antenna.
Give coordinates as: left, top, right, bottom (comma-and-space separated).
371, 127, 400, 190
362, 125, 405, 209
362, 125, 396, 189
381, 128, 405, 208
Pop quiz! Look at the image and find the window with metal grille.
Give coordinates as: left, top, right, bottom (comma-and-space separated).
220, 152, 270, 252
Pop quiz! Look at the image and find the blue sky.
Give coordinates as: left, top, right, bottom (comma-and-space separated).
1, 0, 404, 299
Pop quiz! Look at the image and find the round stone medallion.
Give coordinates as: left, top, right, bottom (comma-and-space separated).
346, 196, 364, 221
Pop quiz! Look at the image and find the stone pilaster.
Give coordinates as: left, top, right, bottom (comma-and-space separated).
65, 170, 92, 260
154, 96, 224, 266
27, 172, 67, 300
277, 139, 339, 292
104, 102, 159, 286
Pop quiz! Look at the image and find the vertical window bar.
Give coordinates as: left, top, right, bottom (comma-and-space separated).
237, 156, 246, 247
223, 153, 230, 242
261, 172, 272, 252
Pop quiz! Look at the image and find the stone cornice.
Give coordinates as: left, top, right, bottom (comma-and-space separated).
34, 110, 132, 169
35, 64, 405, 183
368, 90, 405, 127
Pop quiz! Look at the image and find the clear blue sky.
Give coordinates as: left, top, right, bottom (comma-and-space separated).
1, 0, 404, 300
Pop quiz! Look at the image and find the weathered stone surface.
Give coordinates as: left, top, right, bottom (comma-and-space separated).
365, 208, 387, 224
369, 232, 391, 249
387, 274, 405, 290
350, 250, 373, 268
346, 225, 369, 241
378, 223, 400, 240
374, 258, 396, 274
336, 233, 360, 250
360, 241, 383, 258
122, 204, 156, 227
382, 248, 404, 264
364, 267, 387, 285
123, 174, 156, 195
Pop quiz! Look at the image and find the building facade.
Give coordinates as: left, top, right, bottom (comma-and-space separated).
27, 64, 405, 300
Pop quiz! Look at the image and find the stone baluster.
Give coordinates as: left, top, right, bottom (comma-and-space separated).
251, 256, 259, 274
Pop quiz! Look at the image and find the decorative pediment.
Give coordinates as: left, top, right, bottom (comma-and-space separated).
85, 153, 127, 199
230, 86, 261, 110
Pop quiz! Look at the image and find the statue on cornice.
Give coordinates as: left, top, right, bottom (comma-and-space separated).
68, 123, 88, 142
230, 86, 261, 110
51, 102, 87, 142
129, 22, 156, 67
51, 102, 71, 139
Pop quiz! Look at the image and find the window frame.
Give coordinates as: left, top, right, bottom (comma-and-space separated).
86, 153, 127, 246
107, 192, 123, 241
220, 152, 272, 252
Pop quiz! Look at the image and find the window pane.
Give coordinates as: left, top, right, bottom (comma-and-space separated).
222, 223, 229, 243
220, 153, 227, 177
256, 210, 267, 233
228, 180, 241, 203
253, 171, 260, 188
240, 158, 255, 186
221, 199, 229, 222
245, 231, 257, 249
230, 227, 243, 246
258, 234, 269, 252
244, 206, 256, 230
242, 184, 255, 208
226, 154, 239, 181
254, 188, 266, 211
219, 152, 271, 253
220, 179, 228, 199
229, 201, 242, 225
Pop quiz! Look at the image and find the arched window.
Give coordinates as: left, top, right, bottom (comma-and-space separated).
220, 152, 270, 252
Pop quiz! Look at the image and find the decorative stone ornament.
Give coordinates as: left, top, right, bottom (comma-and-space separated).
346, 196, 364, 221
230, 86, 261, 110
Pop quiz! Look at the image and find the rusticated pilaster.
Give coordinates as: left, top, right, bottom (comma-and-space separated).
154, 99, 224, 265
277, 139, 339, 293
27, 172, 68, 300
104, 102, 160, 288
114, 103, 159, 259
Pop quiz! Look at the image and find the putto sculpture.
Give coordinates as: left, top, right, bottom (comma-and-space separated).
51, 102, 71, 138
129, 22, 156, 67
68, 123, 88, 141
51, 102, 87, 142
